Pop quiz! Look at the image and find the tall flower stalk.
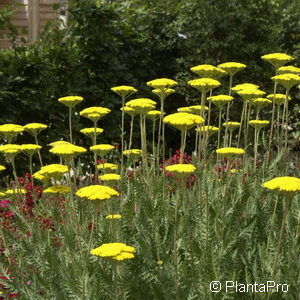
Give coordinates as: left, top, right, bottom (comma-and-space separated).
111, 86, 137, 169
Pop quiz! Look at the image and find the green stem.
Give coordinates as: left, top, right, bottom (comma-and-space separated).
129, 116, 134, 150
268, 81, 278, 153
237, 100, 247, 148
69, 106, 73, 144
121, 96, 125, 169
217, 109, 222, 149
34, 135, 43, 167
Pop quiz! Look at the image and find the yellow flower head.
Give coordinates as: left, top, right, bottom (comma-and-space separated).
236, 89, 266, 100
250, 98, 272, 109
231, 83, 259, 92
266, 94, 291, 106
80, 127, 104, 139
177, 107, 192, 113
123, 149, 142, 160
165, 164, 196, 177
147, 110, 162, 121
5, 188, 27, 195
34, 164, 69, 180
188, 78, 221, 93
207, 95, 234, 109
190, 64, 227, 79
262, 176, 300, 195
80, 107, 111, 123
48, 141, 72, 148
147, 78, 178, 90
0, 124, 24, 142
222, 122, 240, 131
217, 62, 246, 76
106, 214, 122, 220
43, 185, 71, 194
49, 145, 87, 163
111, 85, 137, 99
23, 123, 47, 136
58, 96, 84, 108
0, 144, 21, 158
20, 144, 42, 156
261, 53, 294, 69
249, 120, 270, 129
216, 147, 245, 157
196, 126, 219, 137
90, 242, 135, 261
0, 165, 6, 172
76, 185, 119, 201
90, 144, 115, 156
97, 163, 118, 171
278, 66, 300, 75
271, 73, 300, 90
125, 98, 156, 114
99, 173, 121, 183
163, 112, 204, 131
121, 107, 136, 118
152, 88, 175, 99
188, 105, 209, 114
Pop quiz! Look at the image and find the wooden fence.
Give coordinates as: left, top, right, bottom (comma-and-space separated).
0, 0, 59, 48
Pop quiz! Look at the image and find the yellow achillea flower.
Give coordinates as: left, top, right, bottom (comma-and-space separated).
217, 62, 246, 76
249, 120, 270, 128
120, 107, 136, 117
111, 85, 137, 98
0, 192, 6, 197
188, 105, 209, 114
23, 123, 47, 136
20, 144, 42, 155
232, 83, 259, 92
188, 78, 221, 93
147, 110, 162, 121
0, 144, 21, 159
49, 145, 87, 163
76, 185, 119, 200
33, 164, 68, 181
165, 164, 196, 177
0, 124, 24, 141
99, 173, 121, 183
250, 98, 272, 109
97, 163, 118, 171
177, 107, 192, 113
80, 128, 104, 139
125, 98, 156, 114
216, 147, 245, 156
6, 188, 27, 195
266, 94, 291, 106
271, 73, 300, 90
80, 107, 111, 122
147, 78, 178, 89
90, 144, 115, 156
196, 126, 219, 136
90, 242, 135, 261
48, 140, 72, 148
262, 176, 300, 194
223, 122, 240, 130
190, 64, 227, 79
43, 185, 71, 194
0, 165, 6, 171
106, 214, 122, 219
58, 96, 84, 108
152, 88, 175, 98
207, 95, 234, 109
163, 112, 204, 131
278, 66, 300, 75
123, 149, 142, 159
237, 89, 266, 100
261, 53, 294, 69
